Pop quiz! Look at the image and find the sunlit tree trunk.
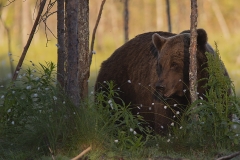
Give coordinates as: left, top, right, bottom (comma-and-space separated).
156, 0, 164, 30
189, 0, 198, 109
78, 0, 89, 99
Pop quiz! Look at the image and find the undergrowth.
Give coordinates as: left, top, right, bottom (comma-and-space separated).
0, 44, 240, 159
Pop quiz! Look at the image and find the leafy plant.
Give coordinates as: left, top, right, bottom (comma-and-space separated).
176, 44, 240, 150
0, 62, 77, 159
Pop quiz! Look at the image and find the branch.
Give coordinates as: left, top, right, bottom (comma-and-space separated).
216, 151, 240, 160
71, 146, 91, 160
3, 0, 15, 7
12, 0, 47, 81
89, 0, 106, 67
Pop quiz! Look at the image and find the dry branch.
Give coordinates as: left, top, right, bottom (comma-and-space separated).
71, 146, 91, 160
12, 0, 47, 81
216, 151, 240, 160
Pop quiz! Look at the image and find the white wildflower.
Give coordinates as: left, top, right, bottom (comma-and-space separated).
138, 83, 141, 85
114, 140, 118, 143
103, 81, 106, 83
130, 128, 133, 132
133, 131, 137, 135
137, 106, 140, 109
171, 122, 174, 126
179, 79, 181, 81
63, 101, 65, 104
197, 92, 199, 95
18, 75, 22, 79
167, 139, 170, 142
45, 88, 49, 91
53, 96, 57, 101
11, 121, 14, 125
127, 80, 131, 83
161, 126, 164, 129
33, 93, 38, 97
92, 50, 96, 54
199, 96, 203, 100
149, 107, 152, 110
137, 112, 139, 114
12, 91, 15, 94
152, 103, 154, 105
164, 106, 167, 109
7, 109, 11, 113
183, 89, 186, 92
179, 126, 183, 129
117, 87, 120, 90
140, 104, 143, 107
176, 111, 180, 115
0, 85, 4, 87
26, 85, 31, 90
1, 95, 4, 99
173, 104, 177, 107
35, 77, 39, 81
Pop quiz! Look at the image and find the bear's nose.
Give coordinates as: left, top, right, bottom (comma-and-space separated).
155, 84, 165, 92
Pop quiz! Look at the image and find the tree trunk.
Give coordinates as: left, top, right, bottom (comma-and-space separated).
189, 0, 198, 108
78, 0, 89, 99
124, 0, 129, 42
57, 0, 65, 88
65, 0, 80, 106
165, 0, 171, 32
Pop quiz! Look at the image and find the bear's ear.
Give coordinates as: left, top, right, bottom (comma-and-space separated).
197, 29, 208, 46
152, 33, 167, 50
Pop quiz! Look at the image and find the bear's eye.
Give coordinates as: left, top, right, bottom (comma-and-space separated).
171, 62, 179, 70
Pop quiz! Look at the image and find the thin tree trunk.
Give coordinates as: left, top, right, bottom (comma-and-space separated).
165, 0, 171, 32
65, 0, 80, 106
57, 0, 65, 88
124, 0, 129, 42
78, 0, 89, 99
189, 0, 198, 111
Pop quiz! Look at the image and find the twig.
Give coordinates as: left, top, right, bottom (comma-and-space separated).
48, 146, 55, 160
71, 146, 91, 160
89, 0, 106, 66
216, 151, 240, 160
12, 0, 47, 81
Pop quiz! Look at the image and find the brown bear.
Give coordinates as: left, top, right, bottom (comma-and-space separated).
95, 29, 228, 134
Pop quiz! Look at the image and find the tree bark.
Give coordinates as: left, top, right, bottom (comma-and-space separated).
57, 0, 65, 88
78, 0, 89, 99
65, 0, 80, 106
124, 0, 129, 42
165, 0, 171, 32
189, 0, 198, 107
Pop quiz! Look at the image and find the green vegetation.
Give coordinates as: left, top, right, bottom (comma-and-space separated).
0, 46, 240, 159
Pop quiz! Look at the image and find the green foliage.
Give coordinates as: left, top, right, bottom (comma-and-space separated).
176, 44, 240, 150
96, 81, 152, 150
0, 62, 76, 159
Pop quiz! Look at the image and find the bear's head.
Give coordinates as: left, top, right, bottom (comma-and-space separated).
152, 29, 211, 99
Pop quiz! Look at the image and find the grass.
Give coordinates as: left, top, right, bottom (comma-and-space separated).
0, 51, 240, 159
0, 32, 240, 159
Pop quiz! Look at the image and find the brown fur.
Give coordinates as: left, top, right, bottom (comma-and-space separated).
95, 29, 228, 134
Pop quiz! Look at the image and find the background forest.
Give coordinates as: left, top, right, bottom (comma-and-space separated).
0, 0, 240, 95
